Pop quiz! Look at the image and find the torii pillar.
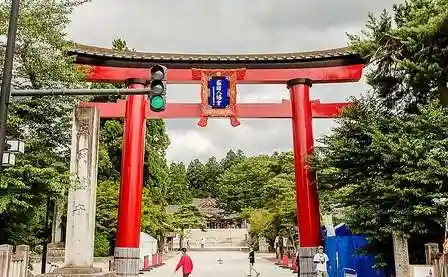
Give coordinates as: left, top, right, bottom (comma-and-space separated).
288, 78, 321, 276
114, 79, 148, 277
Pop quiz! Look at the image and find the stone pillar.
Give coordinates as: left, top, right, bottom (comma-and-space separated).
64, 106, 100, 268
12, 245, 30, 277
0, 245, 12, 277
425, 243, 439, 265
48, 201, 65, 263
51, 202, 63, 244
393, 233, 410, 277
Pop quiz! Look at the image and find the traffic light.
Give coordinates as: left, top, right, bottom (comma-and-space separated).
149, 65, 167, 112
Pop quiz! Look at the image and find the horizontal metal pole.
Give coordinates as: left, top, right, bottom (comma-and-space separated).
0, 187, 31, 191
11, 88, 152, 97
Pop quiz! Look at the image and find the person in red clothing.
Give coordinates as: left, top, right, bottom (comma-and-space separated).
175, 248, 194, 277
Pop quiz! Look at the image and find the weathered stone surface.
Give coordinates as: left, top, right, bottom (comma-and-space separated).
393, 232, 410, 277
1, 245, 30, 277
35, 107, 111, 277
51, 203, 63, 244
65, 107, 100, 268
298, 246, 319, 277
425, 243, 439, 265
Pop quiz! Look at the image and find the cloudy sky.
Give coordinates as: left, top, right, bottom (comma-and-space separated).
67, 0, 400, 163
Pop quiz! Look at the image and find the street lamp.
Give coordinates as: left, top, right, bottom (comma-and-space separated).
2, 138, 25, 167
2, 152, 15, 167
6, 139, 25, 153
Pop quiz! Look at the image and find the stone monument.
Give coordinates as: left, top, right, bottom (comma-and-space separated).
38, 107, 113, 277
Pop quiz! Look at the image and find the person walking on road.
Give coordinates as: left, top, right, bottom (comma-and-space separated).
201, 237, 206, 248
248, 247, 260, 277
175, 248, 194, 277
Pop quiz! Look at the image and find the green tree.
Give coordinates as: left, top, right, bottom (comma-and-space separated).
0, 0, 88, 247
234, 153, 296, 247
186, 159, 206, 195
166, 162, 191, 204
95, 180, 119, 235
312, 97, 448, 266
348, 0, 448, 111
172, 204, 205, 249
242, 208, 275, 245
202, 156, 223, 197
311, 0, 448, 267
220, 149, 246, 170
141, 188, 175, 250
217, 155, 279, 213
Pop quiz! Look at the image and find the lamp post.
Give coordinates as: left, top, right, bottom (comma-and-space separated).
0, 0, 20, 168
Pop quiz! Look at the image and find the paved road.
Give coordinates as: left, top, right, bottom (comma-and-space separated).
144, 251, 294, 277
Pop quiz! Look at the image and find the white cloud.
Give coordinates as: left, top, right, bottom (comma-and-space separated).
67, 0, 399, 163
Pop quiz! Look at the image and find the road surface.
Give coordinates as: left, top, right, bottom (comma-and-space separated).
144, 251, 294, 277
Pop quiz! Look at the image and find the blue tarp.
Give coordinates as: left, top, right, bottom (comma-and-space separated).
323, 223, 353, 237
324, 231, 384, 277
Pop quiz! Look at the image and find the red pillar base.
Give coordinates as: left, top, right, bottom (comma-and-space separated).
114, 247, 140, 276
297, 247, 319, 276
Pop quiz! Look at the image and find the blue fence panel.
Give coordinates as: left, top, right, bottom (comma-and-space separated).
338, 237, 354, 277
324, 235, 384, 277
325, 237, 339, 277
352, 235, 384, 277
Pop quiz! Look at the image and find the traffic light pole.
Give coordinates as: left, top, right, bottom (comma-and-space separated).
11, 87, 152, 97
0, 0, 20, 169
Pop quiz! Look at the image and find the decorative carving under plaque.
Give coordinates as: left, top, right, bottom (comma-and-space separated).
192, 68, 246, 127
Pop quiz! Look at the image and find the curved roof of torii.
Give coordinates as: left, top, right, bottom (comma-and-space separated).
69, 43, 365, 69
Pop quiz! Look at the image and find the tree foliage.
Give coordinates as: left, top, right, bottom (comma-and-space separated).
220, 149, 245, 171
171, 204, 205, 249
308, 0, 448, 267
172, 204, 206, 231
217, 155, 277, 213
166, 162, 191, 204
348, 0, 448, 111
217, 152, 296, 244
0, 0, 87, 247
186, 159, 206, 196
313, 97, 448, 265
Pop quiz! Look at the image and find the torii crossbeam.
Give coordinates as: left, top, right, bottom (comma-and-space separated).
79, 99, 350, 119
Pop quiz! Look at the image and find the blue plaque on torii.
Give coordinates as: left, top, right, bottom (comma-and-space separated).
208, 76, 229, 109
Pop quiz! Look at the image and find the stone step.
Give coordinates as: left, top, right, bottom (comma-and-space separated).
36, 272, 114, 277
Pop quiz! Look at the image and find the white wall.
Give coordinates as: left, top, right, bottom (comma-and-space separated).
139, 232, 157, 269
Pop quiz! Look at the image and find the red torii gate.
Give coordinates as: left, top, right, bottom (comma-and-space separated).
71, 43, 365, 277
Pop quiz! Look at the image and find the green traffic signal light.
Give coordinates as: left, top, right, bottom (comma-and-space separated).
150, 95, 166, 111
149, 64, 167, 112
